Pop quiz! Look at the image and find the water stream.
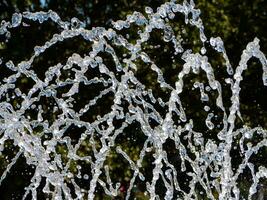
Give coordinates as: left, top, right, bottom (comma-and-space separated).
0, 0, 267, 199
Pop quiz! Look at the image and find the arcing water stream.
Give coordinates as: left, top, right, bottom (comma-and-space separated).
0, 0, 267, 199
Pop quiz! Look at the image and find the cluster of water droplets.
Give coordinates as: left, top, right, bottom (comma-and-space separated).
0, 0, 267, 199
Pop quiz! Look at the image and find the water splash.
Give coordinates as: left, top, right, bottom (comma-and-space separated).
0, 0, 267, 199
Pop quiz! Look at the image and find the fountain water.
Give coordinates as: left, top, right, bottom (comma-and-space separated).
0, 0, 267, 199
